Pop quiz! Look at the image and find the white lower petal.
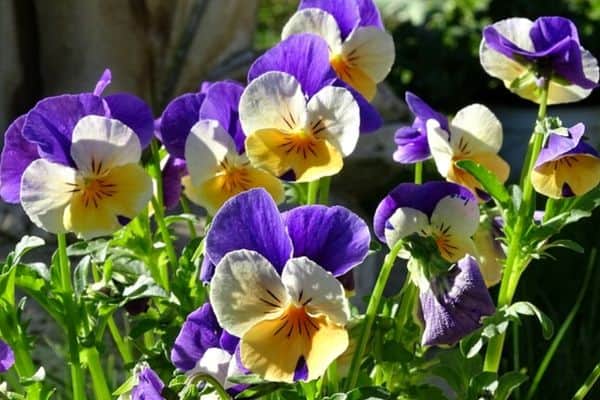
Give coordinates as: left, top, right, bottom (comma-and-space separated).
547, 48, 599, 104
384, 207, 429, 248
281, 257, 350, 325
306, 86, 360, 156
209, 250, 290, 337
450, 104, 503, 155
341, 27, 395, 83
430, 194, 480, 238
282, 8, 342, 52
188, 347, 232, 387
426, 119, 454, 177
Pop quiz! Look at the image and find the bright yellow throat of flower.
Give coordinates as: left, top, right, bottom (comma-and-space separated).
216, 158, 252, 194
329, 53, 376, 101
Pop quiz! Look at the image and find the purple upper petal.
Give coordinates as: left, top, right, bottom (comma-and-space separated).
248, 34, 336, 98
93, 69, 112, 96
405, 92, 448, 133
420, 256, 495, 346
206, 189, 293, 273
162, 157, 188, 210
373, 182, 475, 242
171, 303, 222, 372
299, 0, 360, 39
160, 92, 206, 158
355, 0, 384, 29
535, 123, 599, 167
530, 17, 580, 52
104, 93, 155, 148
282, 205, 370, 276
200, 256, 216, 283
0, 340, 15, 373
333, 79, 382, 133
198, 81, 245, 154
23, 94, 106, 167
132, 367, 165, 400
393, 126, 431, 163
0, 116, 39, 203
219, 331, 240, 355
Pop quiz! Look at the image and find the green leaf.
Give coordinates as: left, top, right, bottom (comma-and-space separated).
13, 236, 45, 264
460, 334, 484, 359
164, 213, 199, 227
507, 302, 554, 339
495, 371, 528, 400
0, 266, 17, 305
113, 374, 137, 396
73, 256, 91, 295
542, 239, 584, 254
455, 159, 510, 207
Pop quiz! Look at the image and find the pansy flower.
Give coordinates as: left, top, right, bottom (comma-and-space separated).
427, 104, 510, 200
0, 340, 14, 373
282, 0, 395, 103
205, 189, 369, 382
374, 182, 479, 263
531, 123, 600, 199
480, 17, 599, 104
160, 81, 283, 214
393, 92, 448, 164
171, 303, 247, 396
0, 70, 154, 239
418, 255, 495, 346
122, 365, 165, 400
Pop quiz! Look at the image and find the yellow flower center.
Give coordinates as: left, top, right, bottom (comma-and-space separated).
217, 157, 251, 194
273, 305, 320, 340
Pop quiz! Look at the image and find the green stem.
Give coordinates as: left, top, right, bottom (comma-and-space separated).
483, 78, 549, 373
151, 197, 175, 292
318, 176, 332, 205
56, 233, 86, 400
527, 248, 597, 400
572, 362, 600, 400
107, 316, 133, 366
306, 180, 320, 205
180, 196, 198, 238
345, 240, 404, 390
8, 335, 42, 399
81, 347, 112, 400
191, 374, 231, 400
543, 198, 559, 222
414, 161, 423, 184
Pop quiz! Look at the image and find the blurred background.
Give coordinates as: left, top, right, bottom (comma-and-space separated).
1, 0, 599, 398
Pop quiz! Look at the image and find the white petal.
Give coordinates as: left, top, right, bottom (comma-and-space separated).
185, 119, 237, 185
450, 104, 503, 155
426, 119, 454, 178
282, 8, 342, 52
341, 27, 395, 83
188, 348, 232, 386
430, 194, 480, 238
239, 72, 307, 137
547, 48, 600, 104
306, 86, 360, 156
479, 18, 534, 83
209, 250, 290, 337
281, 257, 350, 325
384, 207, 429, 249
70, 115, 142, 173
20, 159, 76, 234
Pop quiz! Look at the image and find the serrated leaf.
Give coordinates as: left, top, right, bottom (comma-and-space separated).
455, 160, 510, 207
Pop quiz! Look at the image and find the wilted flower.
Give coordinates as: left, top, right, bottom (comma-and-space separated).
419, 255, 495, 346
282, 0, 394, 102
374, 182, 479, 262
160, 81, 283, 214
393, 92, 448, 164
0, 340, 14, 373
480, 17, 599, 104
531, 123, 600, 198
427, 104, 510, 200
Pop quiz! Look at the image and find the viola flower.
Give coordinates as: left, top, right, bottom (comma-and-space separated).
248, 33, 381, 134
393, 92, 448, 164
171, 303, 247, 396
531, 123, 600, 199
374, 182, 479, 262
126, 366, 165, 400
427, 104, 510, 200
0, 340, 14, 373
160, 80, 283, 214
204, 189, 369, 382
480, 17, 599, 104
282, 0, 395, 102
419, 255, 495, 346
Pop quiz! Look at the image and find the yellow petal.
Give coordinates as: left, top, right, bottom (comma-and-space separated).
449, 152, 510, 199
433, 231, 476, 263
531, 154, 600, 199
245, 129, 343, 183
330, 54, 377, 101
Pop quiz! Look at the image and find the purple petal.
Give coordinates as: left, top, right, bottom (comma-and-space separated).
356, 0, 384, 29
160, 92, 205, 158
219, 331, 240, 355
333, 79, 382, 133
0, 340, 15, 373
104, 93, 155, 148
392, 126, 431, 164
198, 81, 246, 154
530, 16, 580, 52
535, 123, 599, 167
162, 157, 187, 210
93, 69, 112, 96
282, 205, 370, 276
299, 0, 360, 39
248, 34, 336, 98
405, 92, 448, 132
293, 356, 309, 382
373, 182, 475, 242
132, 367, 165, 400
420, 256, 495, 346
153, 118, 163, 142
171, 303, 222, 372
0, 116, 39, 203
23, 94, 106, 166
205, 188, 293, 273
200, 256, 216, 283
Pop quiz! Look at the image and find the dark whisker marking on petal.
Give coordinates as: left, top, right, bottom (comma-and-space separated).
282, 115, 293, 130
303, 320, 311, 336
442, 225, 451, 235
259, 297, 280, 308
313, 126, 327, 135
297, 320, 302, 336
302, 297, 312, 306
96, 160, 103, 174
306, 317, 319, 330
274, 320, 289, 336
266, 289, 281, 303
289, 112, 296, 126
287, 325, 294, 338
308, 146, 317, 157
298, 289, 303, 302
312, 119, 322, 130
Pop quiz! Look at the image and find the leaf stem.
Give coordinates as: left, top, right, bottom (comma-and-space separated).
306, 180, 320, 205
81, 347, 112, 400
572, 361, 600, 400
414, 161, 423, 184
318, 176, 332, 205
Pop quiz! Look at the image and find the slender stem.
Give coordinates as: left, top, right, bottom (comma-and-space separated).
345, 240, 404, 390
81, 347, 112, 400
414, 161, 423, 184
572, 361, 600, 400
151, 197, 175, 292
543, 198, 559, 222
191, 374, 231, 400
306, 180, 320, 205
56, 233, 86, 400
8, 334, 42, 399
180, 196, 198, 238
107, 316, 133, 366
318, 176, 332, 205
483, 79, 550, 373
513, 322, 521, 400
528, 248, 597, 400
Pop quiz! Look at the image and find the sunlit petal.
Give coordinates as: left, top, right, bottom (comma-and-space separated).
282, 8, 342, 51
449, 104, 503, 155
